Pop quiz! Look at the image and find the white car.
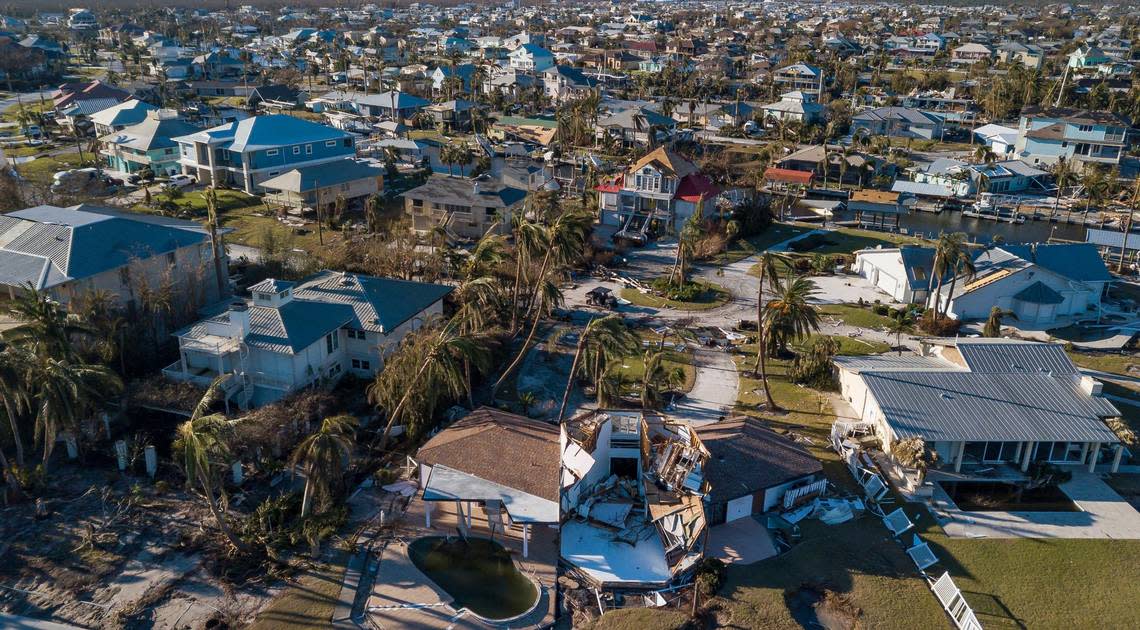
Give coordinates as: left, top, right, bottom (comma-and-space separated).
168, 174, 197, 188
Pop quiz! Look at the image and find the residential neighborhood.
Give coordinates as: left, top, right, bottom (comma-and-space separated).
0, 2, 1139, 630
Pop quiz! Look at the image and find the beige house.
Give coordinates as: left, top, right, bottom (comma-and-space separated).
403, 174, 527, 239
260, 159, 385, 210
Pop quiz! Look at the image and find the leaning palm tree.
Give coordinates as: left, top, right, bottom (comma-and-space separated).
558, 315, 636, 421
368, 320, 492, 452
752, 251, 792, 410
938, 244, 978, 321
763, 272, 821, 357
4, 285, 92, 360
927, 232, 968, 321
174, 379, 248, 551
289, 415, 357, 517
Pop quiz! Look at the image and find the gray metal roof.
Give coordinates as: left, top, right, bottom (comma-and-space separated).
292, 270, 453, 333
863, 371, 1120, 443
955, 340, 1078, 375
834, 355, 963, 374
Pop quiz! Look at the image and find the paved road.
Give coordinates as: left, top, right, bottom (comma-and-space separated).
0, 89, 55, 116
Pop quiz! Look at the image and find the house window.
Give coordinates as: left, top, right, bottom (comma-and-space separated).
266, 148, 279, 156
351, 359, 371, 371
305, 144, 313, 155
343, 138, 352, 148
326, 140, 336, 147
292, 146, 301, 155
325, 332, 339, 353
1077, 124, 1092, 133
268, 171, 280, 177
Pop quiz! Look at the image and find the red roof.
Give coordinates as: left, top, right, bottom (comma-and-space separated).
675, 173, 721, 203
595, 173, 624, 193
764, 167, 814, 184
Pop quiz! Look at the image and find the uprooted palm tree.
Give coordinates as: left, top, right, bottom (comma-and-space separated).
289, 415, 357, 517
368, 319, 493, 452
751, 251, 792, 410
174, 378, 248, 552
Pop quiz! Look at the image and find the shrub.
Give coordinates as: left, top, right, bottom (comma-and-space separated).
872, 304, 890, 316
790, 336, 839, 389
731, 198, 774, 237
918, 312, 961, 336
650, 277, 705, 302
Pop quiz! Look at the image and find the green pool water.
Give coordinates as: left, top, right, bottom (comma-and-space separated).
407, 536, 538, 620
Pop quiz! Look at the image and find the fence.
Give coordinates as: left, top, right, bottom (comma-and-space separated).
782, 479, 829, 510
931, 572, 984, 630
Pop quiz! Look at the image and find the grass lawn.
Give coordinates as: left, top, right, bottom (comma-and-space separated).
14, 151, 88, 184
785, 224, 927, 255
134, 188, 262, 216
818, 303, 899, 330
248, 550, 349, 630
2, 144, 51, 158
586, 608, 692, 630
721, 223, 816, 264
1067, 351, 1137, 378
798, 333, 890, 356
620, 280, 731, 311
612, 348, 697, 393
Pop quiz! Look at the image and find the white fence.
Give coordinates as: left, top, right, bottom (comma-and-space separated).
782, 479, 829, 510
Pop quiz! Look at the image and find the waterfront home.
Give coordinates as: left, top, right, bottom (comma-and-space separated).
1014, 106, 1131, 170
166, 271, 450, 408
835, 339, 1126, 477
173, 114, 356, 194
853, 246, 939, 305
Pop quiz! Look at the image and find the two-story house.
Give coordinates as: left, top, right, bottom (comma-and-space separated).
0, 204, 228, 310
508, 43, 555, 73
951, 43, 993, 65
165, 271, 451, 409
543, 65, 599, 103
100, 109, 202, 176
89, 99, 157, 137
1014, 106, 1131, 169
404, 174, 528, 239
596, 147, 720, 240
771, 63, 823, 95
173, 114, 357, 194
852, 107, 944, 140
761, 90, 824, 125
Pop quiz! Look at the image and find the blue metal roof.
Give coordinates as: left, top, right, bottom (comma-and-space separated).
1000, 243, 1113, 283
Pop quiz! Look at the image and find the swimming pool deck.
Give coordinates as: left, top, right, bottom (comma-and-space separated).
368, 497, 557, 629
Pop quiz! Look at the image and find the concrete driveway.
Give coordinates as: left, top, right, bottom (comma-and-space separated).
673, 347, 738, 426
933, 471, 1140, 539
708, 515, 778, 564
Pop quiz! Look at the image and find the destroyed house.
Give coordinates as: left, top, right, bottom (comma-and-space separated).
560, 410, 709, 590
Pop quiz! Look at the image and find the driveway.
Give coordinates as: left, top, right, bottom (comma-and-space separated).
673, 347, 738, 426
707, 515, 778, 564
932, 470, 1140, 539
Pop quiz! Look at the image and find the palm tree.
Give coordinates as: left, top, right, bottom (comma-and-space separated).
641, 350, 685, 410
493, 210, 593, 397
938, 242, 977, 321
0, 349, 31, 468
289, 415, 357, 517
927, 232, 969, 321
887, 310, 914, 356
508, 216, 548, 333
174, 379, 248, 551
204, 187, 227, 299
751, 252, 791, 410
31, 357, 122, 470
368, 320, 492, 452
762, 272, 821, 356
558, 315, 634, 421
4, 285, 92, 360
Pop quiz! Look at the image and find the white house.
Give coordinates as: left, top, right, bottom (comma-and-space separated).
165, 271, 451, 408
508, 43, 554, 73
596, 146, 720, 238
933, 243, 1112, 326
853, 245, 939, 304
835, 339, 1126, 475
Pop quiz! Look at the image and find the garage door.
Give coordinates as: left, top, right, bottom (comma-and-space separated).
726, 495, 753, 522
875, 270, 899, 298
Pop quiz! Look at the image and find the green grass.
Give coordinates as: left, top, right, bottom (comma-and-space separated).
798, 333, 890, 356
134, 188, 261, 216
248, 550, 348, 629
586, 608, 692, 630
721, 223, 816, 263
785, 224, 927, 255
818, 303, 898, 330
1067, 351, 1137, 378
620, 280, 731, 311
611, 348, 697, 393
217, 204, 326, 251
13, 152, 88, 184
2, 144, 52, 158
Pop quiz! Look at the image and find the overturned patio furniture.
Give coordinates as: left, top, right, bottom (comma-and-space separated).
882, 507, 915, 537
906, 534, 939, 571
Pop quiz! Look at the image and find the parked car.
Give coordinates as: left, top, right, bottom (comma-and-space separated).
167, 174, 197, 188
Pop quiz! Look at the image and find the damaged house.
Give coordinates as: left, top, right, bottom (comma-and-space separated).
559, 410, 709, 590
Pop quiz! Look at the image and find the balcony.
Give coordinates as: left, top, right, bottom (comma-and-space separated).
162, 361, 241, 391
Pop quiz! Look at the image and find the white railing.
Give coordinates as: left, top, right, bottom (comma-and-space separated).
931, 572, 984, 630
782, 479, 828, 510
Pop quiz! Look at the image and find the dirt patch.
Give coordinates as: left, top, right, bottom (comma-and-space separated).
785, 585, 863, 630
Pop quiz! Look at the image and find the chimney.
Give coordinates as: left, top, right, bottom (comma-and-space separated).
1079, 375, 1103, 397
229, 301, 251, 339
